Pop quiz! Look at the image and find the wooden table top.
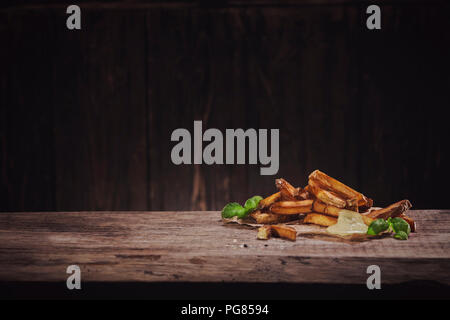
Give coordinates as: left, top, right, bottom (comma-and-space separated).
0, 210, 449, 285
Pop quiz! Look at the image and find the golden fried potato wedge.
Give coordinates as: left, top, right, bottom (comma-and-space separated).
346, 198, 359, 212
361, 215, 375, 226
273, 200, 314, 208
358, 204, 371, 213
271, 225, 297, 241
304, 185, 312, 194
366, 200, 412, 220
308, 179, 347, 208
270, 207, 311, 215
250, 210, 297, 224
257, 226, 272, 240
297, 188, 313, 200
280, 190, 297, 201
313, 200, 373, 225
312, 200, 341, 217
270, 200, 313, 215
258, 192, 281, 209
309, 170, 373, 208
276, 178, 298, 201
304, 213, 338, 227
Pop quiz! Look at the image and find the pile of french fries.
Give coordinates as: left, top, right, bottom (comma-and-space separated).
251, 170, 414, 241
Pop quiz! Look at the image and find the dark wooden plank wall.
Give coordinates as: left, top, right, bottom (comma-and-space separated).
0, 1, 449, 212
0, 12, 56, 212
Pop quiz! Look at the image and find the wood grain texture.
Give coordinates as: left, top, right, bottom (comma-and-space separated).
1, 3, 449, 212
52, 10, 148, 211
0, 11, 56, 212
0, 210, 448, 284
358, 4, 450, 209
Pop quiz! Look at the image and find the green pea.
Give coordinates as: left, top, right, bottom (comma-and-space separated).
367, 218, 390, 235
394, 231, 408, 240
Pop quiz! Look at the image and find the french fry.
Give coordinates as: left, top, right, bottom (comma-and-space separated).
250, 210, 297, 224
312, 200, 341, 217
310, 181, 360, 211
313, 200, 373, 225
366, 199, 412, 220
257, 226, 272, 240
258, 192, 281, 209
280, 190, 297, 201
276, 178, 298, 201
297, 188, 313, 200
308, 179, 347, 208
309, 170, 373, 208
273, 200, 314, 208
270, 200, 313, 215
304, 213, 337, 227
361, 215, 375, 226
304, 185, 312, 194
358, 204, 371, 213
400, 214, 416, 232
270, 207, 311, 215
256, 225, 297, 241
346, 198, 359, 212
271, 225, 297, 241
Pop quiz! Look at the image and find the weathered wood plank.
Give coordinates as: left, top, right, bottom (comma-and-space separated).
146, 8, 203, 210
52, 10, 148, 210
358, 4, 450, 209
0, 11, 56, 212
1, 3, 449, 214
0, 210, 448, 284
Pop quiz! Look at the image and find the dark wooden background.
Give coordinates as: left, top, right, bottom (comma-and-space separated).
0, 1, 449, 212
